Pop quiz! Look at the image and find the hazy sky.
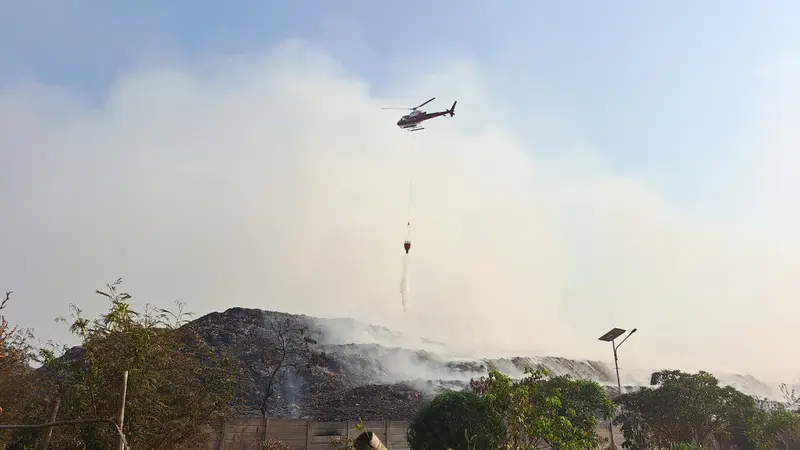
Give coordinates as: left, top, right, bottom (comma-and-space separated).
1, 1, 799, 383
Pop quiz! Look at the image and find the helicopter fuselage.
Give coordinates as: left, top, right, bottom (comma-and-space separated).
396, 110, 449, 129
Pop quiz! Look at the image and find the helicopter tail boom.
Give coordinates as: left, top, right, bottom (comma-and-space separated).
447, 101, 457, 117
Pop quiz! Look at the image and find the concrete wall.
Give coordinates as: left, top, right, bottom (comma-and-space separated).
201, 419, 624, 450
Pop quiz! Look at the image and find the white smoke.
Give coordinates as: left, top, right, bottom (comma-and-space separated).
313, 315, 789, 401
1, 40, 799, 382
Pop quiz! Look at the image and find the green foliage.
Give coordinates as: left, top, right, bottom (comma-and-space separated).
4, 279, 241, 450
469, 368, 612, 450
669, 443, 705, 450
547, 375, 616, 434
746, 405, 800, 450
615, 370, 763, 449
407, 390, 504, 450
352, 418, 366, 433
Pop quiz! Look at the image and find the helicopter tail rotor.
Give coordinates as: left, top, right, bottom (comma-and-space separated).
447, 101, 457, 117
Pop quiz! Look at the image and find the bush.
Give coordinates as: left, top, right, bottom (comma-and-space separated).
264, 436, 291, 450
328, 435, 355, 450
407, 390, 504, 450
3, 280, 241, 449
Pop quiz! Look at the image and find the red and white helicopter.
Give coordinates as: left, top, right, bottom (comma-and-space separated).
382, 97, 457, 131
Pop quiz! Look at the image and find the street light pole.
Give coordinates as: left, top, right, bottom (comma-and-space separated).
598, 327, 638, 449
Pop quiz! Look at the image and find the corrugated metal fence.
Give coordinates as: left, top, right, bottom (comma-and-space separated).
200, 419, 623, 450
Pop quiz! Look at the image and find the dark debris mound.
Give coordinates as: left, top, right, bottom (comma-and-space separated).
307, 383, 429, 421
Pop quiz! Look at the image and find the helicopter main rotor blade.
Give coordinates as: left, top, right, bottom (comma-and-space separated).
381, 107, 414, 110
414, 97, 435, 109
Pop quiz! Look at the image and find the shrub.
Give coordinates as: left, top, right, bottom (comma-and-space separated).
407, 390, 504, 450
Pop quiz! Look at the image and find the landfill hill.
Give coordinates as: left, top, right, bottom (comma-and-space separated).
174, 307, 781, 421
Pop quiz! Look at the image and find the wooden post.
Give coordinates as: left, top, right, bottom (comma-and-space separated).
218, 418, 227, 450
384, 420, 389, 450
116, 371, 128, 450
306, 421, 311, 450
38, 397, 60, 450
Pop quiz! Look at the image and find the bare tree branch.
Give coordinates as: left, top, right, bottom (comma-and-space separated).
0, 291, 18, 359
258, 315, 317, 420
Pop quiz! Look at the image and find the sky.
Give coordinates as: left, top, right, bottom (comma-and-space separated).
1, 1, 799, 384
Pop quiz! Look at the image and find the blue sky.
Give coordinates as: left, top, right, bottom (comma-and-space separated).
2, 0, 798, 205
2, 1, 800, 382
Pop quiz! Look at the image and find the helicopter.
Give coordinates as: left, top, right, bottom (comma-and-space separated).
381, 97, 457, 131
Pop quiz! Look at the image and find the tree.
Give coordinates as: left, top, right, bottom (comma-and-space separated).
716, 386, 760, 450
0, 291, 15, 418
613, 393, 654, 450
615, 370, 759, 449
0, 291, 66, 447
469, 369, 537, 449
0, 291, 18, 360
406, 390, 505, 450
780, 383, 800, 412
469, 368, 612, 450
8, 278, 241, 449
746, 386, 800, 450
257, 314, 319, 420
747, 408, 800, 450
0, 292, 32, 425
545, 375, 616, 447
